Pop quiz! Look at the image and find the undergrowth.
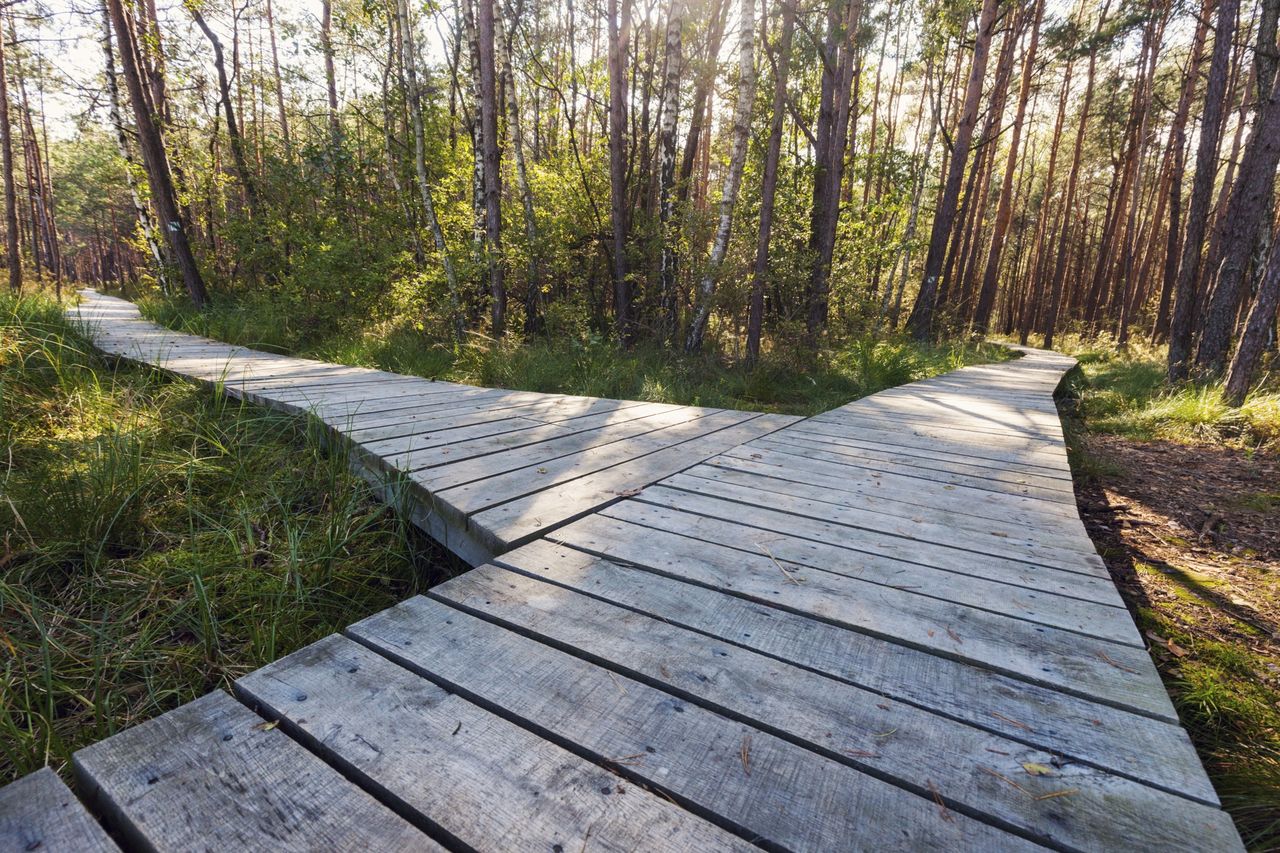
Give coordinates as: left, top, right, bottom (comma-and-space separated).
1053, 334, 1280, 452
0, 291, 445, 784
139, 291, 1012, 416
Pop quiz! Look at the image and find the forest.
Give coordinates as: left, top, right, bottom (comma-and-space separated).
1, 0, 1279, 844
0, 0, 1270, 398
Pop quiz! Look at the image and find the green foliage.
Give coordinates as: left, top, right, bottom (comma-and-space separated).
0, 291, 440, 783
1060, 339, 1280, 451
140, 291, 1012, 416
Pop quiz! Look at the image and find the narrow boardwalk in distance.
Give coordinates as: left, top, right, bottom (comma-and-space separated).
0, 290, 1242, 851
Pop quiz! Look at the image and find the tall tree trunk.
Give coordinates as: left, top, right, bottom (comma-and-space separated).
685, 0, 754, 352
805, 0, 861, 339
189, 8, 258, 214
398, 0, 462, 341
265, 0, 291, 156
1151, 0, 1211, 341
1194, 68, 1280, 374
107, 0, 207, 306
655, 0, 683, 340
675, 0, 728, 206
1168, 0, 1239, 379
746, 0, 794, 365
321, 0, 341, 194
607, 0, 632, 341
1223, 224, 1280, 404
476, 0, 506, 334
906, 0, 1000, 340
0, 18, 17, 294
496, 1, 543, 334
973, 0, 1042, 333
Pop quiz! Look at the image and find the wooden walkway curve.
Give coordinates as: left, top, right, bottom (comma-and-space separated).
0, 290, 1243, 851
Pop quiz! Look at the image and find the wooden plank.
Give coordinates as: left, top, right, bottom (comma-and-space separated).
717, 445, 1085, 527
783, 422, 1075, 481
72, 691, 441, 852
339, 394, 641, 443
312, 387, 527, 424
433, 564, 1242, 851
436, 410, 761, 516
657, 471, 1105, 574
402, 405, 713, 483
746, 437, 1079, 504
236, 634, 754, 852
798, 412, 1070, 471
347, 397, 653, 453
0, 768, 119, 853
466, 413, 796, 552
546, 510, 1171, 717
694, 454, 1097, 552
494, 540, 1217, 804
629, 481, 1108, 585
595, 498, 1124, 621
364, 401, 683, 471
347, 595, 1034, 851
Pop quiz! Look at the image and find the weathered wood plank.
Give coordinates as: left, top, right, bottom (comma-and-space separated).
403, 405, 719, 484
73, 691, 441, 851
368, 402, 689, 475
435, 410, 762, 516
593, 499, 1125, 623
656, 472, 1105, 574
493, 540, 1216, 804
549, 509, 1161, 702
433, 564, 1242, 851
691, 456, 1098, 553
783, 425, 1075, 484
236, 634, 754, 852
746, 437, 1079, 504
716, 445, 1085, 527
348, 595, 1035, 851
467, 413, 796, 551
0, 768, 119, 853
786, 421, 1074, 475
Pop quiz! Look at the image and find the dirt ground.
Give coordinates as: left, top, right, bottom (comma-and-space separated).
1073, 434, 1280, 847
1078, 436, 1279, 651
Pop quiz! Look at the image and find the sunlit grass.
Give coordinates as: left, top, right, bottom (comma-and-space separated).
1037, 332, 1280, 451
1, 291, 444, 783
139, 293, 1013, 416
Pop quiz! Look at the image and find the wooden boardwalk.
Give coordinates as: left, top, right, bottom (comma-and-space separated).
68, 291, 797, 564
0, 290, 1243, 851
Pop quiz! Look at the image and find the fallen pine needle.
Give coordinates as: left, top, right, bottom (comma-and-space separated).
991, 710, 1032, 731
1096, 649, 1139, 674
758, 543, 801, 585
927, 780, 954, 822
741, 734, 752, 776
1036, 788, 1079, 801
979, 766, 1032, 796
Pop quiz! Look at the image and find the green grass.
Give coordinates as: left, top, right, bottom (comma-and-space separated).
138, 292, 1013, 416
0, 291, 444, 783
1052, 335, 1280, 451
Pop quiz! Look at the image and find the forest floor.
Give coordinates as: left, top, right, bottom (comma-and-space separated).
1061, 347, 1280, 849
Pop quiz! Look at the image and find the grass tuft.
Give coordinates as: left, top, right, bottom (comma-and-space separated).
138, 293, 1012, 416
1, 291, 443, 783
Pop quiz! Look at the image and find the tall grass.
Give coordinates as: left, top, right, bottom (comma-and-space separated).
138, 293, 1012, 416
1, 292, 445, 783
1058, 337, 1280, 451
